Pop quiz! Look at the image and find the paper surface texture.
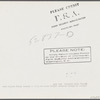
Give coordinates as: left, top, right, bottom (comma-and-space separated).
0, 1, 100, 99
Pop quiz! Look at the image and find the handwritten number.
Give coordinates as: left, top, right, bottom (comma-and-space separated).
29, 35, 39, 45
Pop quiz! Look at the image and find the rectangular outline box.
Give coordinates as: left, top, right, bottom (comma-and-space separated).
43, 46, 92, 64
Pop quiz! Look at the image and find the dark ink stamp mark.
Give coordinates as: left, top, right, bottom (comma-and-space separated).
44, 46, 91, 64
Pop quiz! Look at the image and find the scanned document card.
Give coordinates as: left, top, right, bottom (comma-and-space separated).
0, 1, 100, 99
